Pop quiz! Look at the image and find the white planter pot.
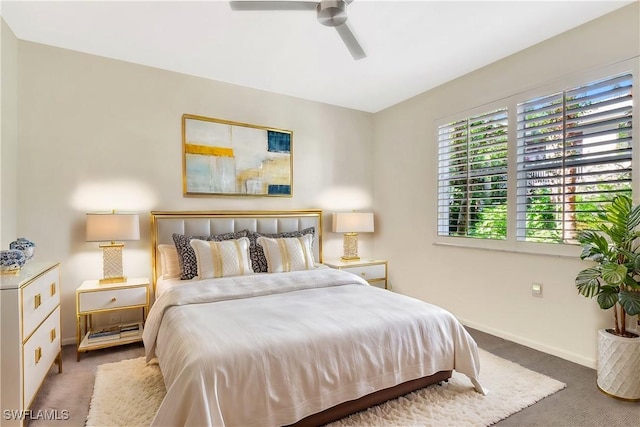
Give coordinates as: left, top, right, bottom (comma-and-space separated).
597, 328, 640, 401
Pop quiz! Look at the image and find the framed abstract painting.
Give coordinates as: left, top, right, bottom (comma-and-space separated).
182, 114, 293, 197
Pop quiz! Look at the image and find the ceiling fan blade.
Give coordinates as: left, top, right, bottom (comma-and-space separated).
229, 1, 318, 11
335, 22, 366, 60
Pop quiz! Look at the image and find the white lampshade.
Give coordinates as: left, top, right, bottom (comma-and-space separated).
332, 212, 374, 233
86, 212, 140, 242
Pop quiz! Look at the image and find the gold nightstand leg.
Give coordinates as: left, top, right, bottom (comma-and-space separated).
76, 313, 88, 362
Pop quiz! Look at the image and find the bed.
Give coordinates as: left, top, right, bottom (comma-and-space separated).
143, 209, 484, 427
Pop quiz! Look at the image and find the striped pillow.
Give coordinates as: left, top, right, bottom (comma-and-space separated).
173, 230, 249, 280
158, 244, 181, 279
246, 227, 315, 273
189, 237, 253, 279
256, 234, 315, 273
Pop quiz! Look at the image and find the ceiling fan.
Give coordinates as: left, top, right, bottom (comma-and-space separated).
229, 0, 366, 60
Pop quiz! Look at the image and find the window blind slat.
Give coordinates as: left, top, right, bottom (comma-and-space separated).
565, 96, 632, 118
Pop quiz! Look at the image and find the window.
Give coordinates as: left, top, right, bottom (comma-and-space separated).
516, 73, 633, 244
436, 67, 635, 252
438, 108, 508, 239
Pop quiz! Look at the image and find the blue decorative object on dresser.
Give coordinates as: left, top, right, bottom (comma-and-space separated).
0, 249, 27, 273
9, 237, 36, 262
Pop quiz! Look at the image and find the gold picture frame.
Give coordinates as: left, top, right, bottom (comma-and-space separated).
182, 114, 293, 197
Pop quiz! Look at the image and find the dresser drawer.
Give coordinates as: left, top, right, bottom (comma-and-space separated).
23, 306, 60, 408
340, 263, 386, 281
21, 267, 60, 342
78, 286, 147, 313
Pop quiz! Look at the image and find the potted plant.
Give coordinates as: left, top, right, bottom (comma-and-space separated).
575, 195, 640, 400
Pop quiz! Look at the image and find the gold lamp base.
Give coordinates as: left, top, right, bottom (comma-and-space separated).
99, 243, 127, 284
341, 232, 360, 261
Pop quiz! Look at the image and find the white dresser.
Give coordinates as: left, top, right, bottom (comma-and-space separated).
0, 262, 62, 426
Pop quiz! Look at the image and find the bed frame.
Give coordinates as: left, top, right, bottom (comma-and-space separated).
149, 209, 451, 425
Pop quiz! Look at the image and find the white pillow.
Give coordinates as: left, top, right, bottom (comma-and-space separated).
256, 234, 315, 273
158, 244, 181, 279
189, 237, 253, 279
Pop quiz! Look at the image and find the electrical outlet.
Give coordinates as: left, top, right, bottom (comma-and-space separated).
109, 314, 121, 325
531, 282, 543, 298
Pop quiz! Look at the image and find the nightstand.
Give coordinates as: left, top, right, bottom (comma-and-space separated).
76, 278, 149, 361
324, 259, 388, 289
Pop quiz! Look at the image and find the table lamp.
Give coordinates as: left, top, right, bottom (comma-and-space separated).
86, 211, 140, 284
332, 212, 374, 261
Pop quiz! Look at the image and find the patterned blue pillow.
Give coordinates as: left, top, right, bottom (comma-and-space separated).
172, 230, 248, 280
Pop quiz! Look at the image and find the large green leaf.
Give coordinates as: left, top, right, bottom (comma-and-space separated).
597, 287, 619, 310
577, 231, 610, 261
601, 196, 636, 248
619, 248, 638, 264
628, 251, 640, 272
575, 267, 602, 298
623, 275, 640, 291
627, 203, 640, 231
600, 263, 627, 286
607, 195, 632, 228
619, 291, 640, 316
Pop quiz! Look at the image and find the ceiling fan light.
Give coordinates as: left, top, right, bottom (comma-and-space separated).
317, 0, 347, 27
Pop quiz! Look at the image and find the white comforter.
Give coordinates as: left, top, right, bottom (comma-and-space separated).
143, 268, 484, 427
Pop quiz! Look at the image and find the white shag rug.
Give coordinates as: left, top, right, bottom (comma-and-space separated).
86, 349, 565, 427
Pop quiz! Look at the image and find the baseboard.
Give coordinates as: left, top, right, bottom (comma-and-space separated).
460, 318, 596, 369
62, 336, 77, 347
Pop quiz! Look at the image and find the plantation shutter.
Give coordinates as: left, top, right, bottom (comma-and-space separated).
516, 73, 633, 243
438, 108, 508, 239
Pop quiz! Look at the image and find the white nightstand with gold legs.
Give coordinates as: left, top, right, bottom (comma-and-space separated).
76, 277, 149, 361
324, 259, 388, 289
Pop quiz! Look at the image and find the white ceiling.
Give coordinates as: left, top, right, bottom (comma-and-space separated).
1, 0, 634, 112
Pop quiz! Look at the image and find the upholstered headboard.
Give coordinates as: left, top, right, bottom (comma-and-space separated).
150, 209, 323, 287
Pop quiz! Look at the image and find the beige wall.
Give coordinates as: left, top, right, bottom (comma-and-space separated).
373, 3, 640, 367
1, 18, 18, 247
16, 42, 374, 344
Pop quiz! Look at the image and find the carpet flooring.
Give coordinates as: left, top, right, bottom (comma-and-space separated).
27, 328, 640, 426
85, 349, 564, 427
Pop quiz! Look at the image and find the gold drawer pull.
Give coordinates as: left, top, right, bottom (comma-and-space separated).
34, 294, 42, 309
110, 297, 117, 303
50, 282, 56, 296
360, 272, 367, 277
50, 328, 56, 342
35, 347, 42, 364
